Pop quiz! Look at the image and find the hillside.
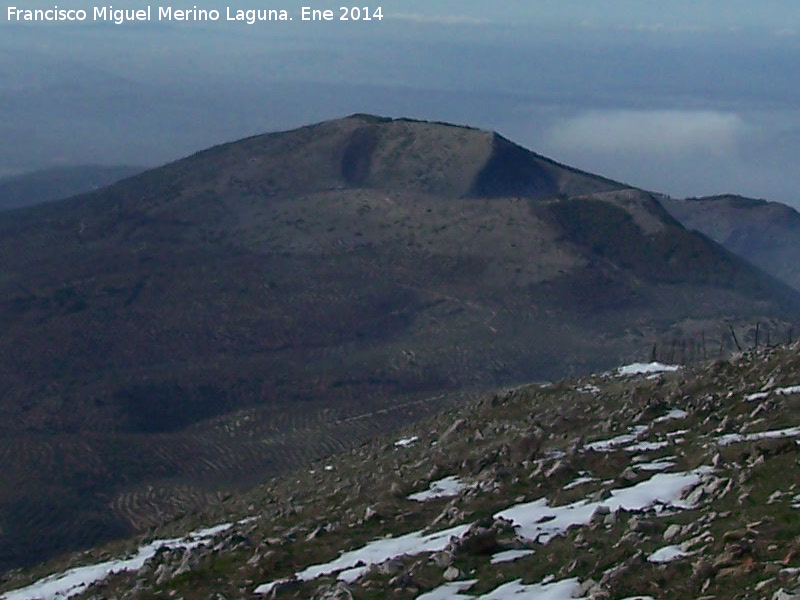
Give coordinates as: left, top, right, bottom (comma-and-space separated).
0, 165, 143, 211
5, 346, 800, 600
662, 195, 800, 293
1, 114, 799, 572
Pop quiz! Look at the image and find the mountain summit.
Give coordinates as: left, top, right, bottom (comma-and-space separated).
125, 113, 621, 203
0, 115, 798, 570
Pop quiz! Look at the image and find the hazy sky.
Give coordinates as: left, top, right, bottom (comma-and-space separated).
3, 1, 800, 205
397, 0, 799, 31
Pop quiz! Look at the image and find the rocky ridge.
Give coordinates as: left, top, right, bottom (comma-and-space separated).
5, 345, 800, 599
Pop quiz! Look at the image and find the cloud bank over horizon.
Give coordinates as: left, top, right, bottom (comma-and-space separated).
532, 108, 800, 202
546, 109, 745, 158
2, 2, 800, 206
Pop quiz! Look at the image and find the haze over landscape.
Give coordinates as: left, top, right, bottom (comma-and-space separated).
3, 1, 800, 205
6, 3, 800, 600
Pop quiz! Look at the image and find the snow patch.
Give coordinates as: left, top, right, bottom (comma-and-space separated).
415, 579, 477, 600
395, 436, 419, 448
744, 391, 770, 402
481, 578, 583, 600
417, 578, 584, 600
490, 549, 536, 564
648, 545, 689, 563
617, 362, 680, 377
563, 476, 596, 490
495, 468, 711, 544
408, 476, 468, 502
666, 429, 689, 438
578, 384, 601, 395
623, 440, 669, 452
653, 409, 688, 423
634, 459, 676, 472
0, 523, 234, 600
585, 425, 648, 452
777, 385, 800, 396
254, 523, 471, 594
717, 426, 800, 446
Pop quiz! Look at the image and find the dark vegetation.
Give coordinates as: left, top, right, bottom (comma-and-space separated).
341, 125, 381, 185
550, 197, 786, 292
470, 135, 559, 198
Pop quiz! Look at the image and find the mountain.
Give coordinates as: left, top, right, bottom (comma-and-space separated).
0, 165, 144, 211
662, 194, 800, 293
0, 114, 799, 572
4, 346, 800, 600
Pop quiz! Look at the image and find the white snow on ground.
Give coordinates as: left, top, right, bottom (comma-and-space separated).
666, 429, 689, 438
254, 523, 471, 594
254, 467, 711, 595
578, 384, 601, 395
585, 426, 648, 452
744, 385, 800, 402
0, 523, 233, 600
495, 468, 710, 544
634, 459, 676, 472
653, 409, 688, 423
648, 545, 689, 563
617, 362, 680, 376
563, 476, 596, 490
417, 578, 583, 600
717, 426, 800, 446
395, 436, 419, 448
408, 476, 467, 502
482, 578, 582, 600
490, 549, 536, 564
623, 440, 669, 452
415, 579, 477, 600
745, 386, 800, 402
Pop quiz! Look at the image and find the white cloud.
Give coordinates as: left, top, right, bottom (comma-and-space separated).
546, 109, 744, 157
576, 19, 713, 34
389, 12, 488, 25
629, 23, 710, 33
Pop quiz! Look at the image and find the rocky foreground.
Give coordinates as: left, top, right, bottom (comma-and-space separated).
6, 346, 800, 599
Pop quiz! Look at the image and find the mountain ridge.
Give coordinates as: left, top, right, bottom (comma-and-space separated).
0, 114, 799, 573
662, 194, 800, 294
